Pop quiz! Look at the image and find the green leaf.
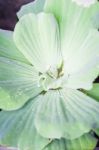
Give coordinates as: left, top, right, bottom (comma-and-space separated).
45, 0, 99, 90
85, 83, 99, 101
14, 13, 61, 73
0, 88, 27, 111
34, 89, 99, 139
43, 133, 97, 150
0, 29, 28, 64
0, 99, 50, 150
44, 1, 99, 73
44, 0, 99, 42
0, 57, 42, 110
44, 0, 99, 90
0, 92, 97, 150
17, 0, 46, 18
63, 29, 99, 74
94, 128, 99, 136
0, 88, 98, 149
85, 83, 99, 137
65, 65, 99, 90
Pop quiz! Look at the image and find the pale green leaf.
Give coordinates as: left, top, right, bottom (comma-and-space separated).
44, 0, 99, 43
86, 83, 99, 137
45, 1, 99, 73
0, 29, 29, 64
0, 90, 97, 150
94, 128, 99, 136
65, 66, 99, 90
63, 29, 99, 74
0, 99, 50, 150
0, 96, 98, 149
43, 133, 97, 150
17, 0, 45, 18
0, 57, 42, 110
14, 13, 61, 73
34, 89, 99, 139
0, 88, 28, 111
44, 0, 99, 90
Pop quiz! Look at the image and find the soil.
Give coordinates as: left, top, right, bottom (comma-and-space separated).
0, 0, 34, 30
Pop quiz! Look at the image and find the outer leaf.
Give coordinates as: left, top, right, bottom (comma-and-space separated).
0, 88, 22, 110
14, 13, 61, 73
85, 83, 99, 101
34, 89, 99, 139
0, 29, 28, 64
94, 128, 99, 136
43, 133, 97, 150
85, 83, 99, 136
0, 99, 50, 150
0, 57, 42, 110
45, 1, 99, 73
17, 0, 45, 18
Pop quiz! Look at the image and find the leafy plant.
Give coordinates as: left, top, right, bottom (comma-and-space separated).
0, 0, 99, 149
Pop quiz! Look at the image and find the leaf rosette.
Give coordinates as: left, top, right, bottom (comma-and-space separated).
0, 0, 99, 149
